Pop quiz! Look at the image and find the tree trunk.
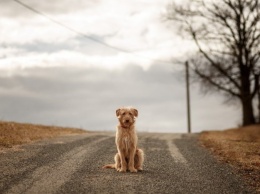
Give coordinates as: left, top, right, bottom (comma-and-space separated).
241, 96, 255, 126
240, 66, 256, 126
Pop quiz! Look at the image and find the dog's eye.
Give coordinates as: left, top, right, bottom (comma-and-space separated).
129, 112, 133, 116
122, 112, 126, 115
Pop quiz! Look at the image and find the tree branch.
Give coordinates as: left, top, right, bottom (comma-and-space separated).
191, 29, 241, 90
194, 66, 241, 97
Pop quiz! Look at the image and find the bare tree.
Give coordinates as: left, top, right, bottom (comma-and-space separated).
167, 0, 260, 126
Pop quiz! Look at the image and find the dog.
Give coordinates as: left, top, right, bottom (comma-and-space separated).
103, 107, 144, 173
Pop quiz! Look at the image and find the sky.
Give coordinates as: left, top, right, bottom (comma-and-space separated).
0, 0, 240, 133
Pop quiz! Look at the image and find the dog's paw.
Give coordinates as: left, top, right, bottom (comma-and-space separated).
129, 168, 137, 173
137, 167, 143, 171
119, 168, 126, 173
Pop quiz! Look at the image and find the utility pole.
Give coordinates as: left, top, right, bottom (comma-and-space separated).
257, 74, 260, 123
185, 61, 191, 133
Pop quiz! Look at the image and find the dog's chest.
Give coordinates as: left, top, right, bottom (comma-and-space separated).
116, 127, 137, 152
123, 135, 130, 149
120, 133, 134, 150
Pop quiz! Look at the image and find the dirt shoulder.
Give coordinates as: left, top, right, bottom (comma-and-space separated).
199, 125, 260, 192
0, 121, 86, 149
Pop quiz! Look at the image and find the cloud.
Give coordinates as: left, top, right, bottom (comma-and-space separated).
0, 0, 195, 70
0, 64, 240, 132
0, 0, 240, 132
0, 0, 98, 17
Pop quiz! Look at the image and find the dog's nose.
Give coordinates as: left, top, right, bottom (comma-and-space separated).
125, 120, 129, 123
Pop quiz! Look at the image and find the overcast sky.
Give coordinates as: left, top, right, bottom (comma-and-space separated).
0, 0, 240, 133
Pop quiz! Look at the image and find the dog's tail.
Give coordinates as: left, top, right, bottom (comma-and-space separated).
102, 164, 115, 169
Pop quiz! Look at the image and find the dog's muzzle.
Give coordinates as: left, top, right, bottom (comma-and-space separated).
122, 119, 132, 127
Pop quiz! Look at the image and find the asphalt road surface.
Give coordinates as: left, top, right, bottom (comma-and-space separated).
0, 132, 255, 194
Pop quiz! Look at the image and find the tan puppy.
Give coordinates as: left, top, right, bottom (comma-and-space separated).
103, 107, 144, 173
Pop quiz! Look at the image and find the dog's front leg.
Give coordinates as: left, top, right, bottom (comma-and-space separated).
128, 149, 137, 173
114, 153, 121, 171
119, 150, 127, 172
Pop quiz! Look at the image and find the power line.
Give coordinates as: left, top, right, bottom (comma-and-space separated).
13, 0, 127, 53
13, 0, 177, 65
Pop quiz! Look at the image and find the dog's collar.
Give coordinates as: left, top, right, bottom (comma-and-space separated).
119, 123, 134, 129
121, 125, 131, 129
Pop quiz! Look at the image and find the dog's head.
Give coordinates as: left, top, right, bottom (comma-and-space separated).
116, 107, 138, 128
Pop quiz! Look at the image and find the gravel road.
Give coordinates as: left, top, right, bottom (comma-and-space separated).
0, 132, 255, 194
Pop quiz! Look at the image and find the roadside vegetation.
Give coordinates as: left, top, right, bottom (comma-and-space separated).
199, 125, 260, 192
0, 121, 86, 149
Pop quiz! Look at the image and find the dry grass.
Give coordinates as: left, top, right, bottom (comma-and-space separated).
0, 121, 86, 149
199, 125, 260, 192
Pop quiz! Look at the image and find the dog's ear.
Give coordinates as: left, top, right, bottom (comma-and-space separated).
132, 108, 138, 117
116, 109, 121, 117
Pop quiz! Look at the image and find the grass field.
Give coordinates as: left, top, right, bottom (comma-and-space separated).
199, 125, 260, 192
0, 121, 86, 149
